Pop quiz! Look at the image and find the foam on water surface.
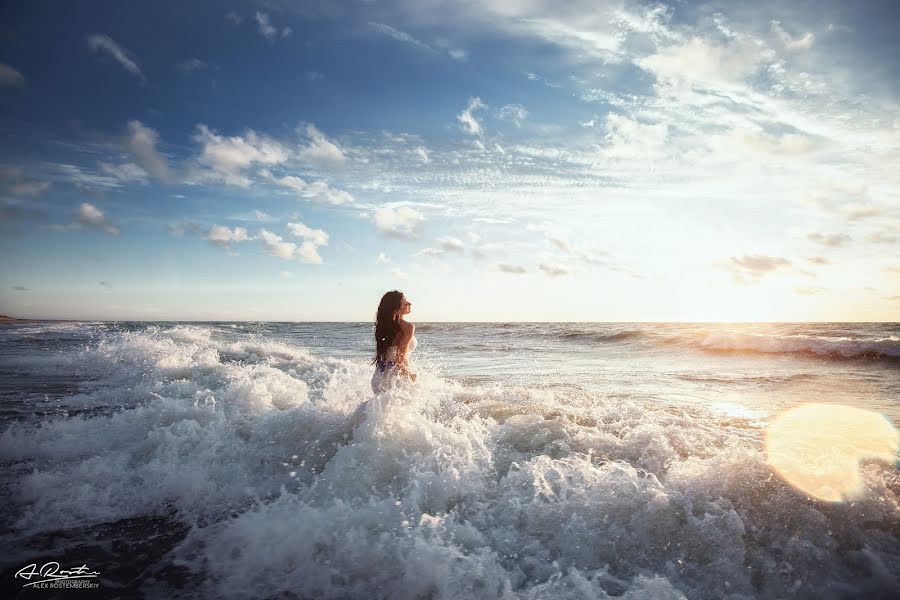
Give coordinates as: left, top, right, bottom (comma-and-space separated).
0, 323, 897, 599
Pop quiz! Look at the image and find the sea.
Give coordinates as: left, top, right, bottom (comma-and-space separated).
0, 321, 898, 599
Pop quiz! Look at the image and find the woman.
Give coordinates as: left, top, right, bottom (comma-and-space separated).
349, 290, 418, 429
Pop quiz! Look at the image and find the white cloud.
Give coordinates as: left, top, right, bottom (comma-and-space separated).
0, 62, 24, 86
75, 202, 120, 235
99, 161, 149, 184
437, 235, 465, 253
0, 166, 50, 196
603, 113, 668, 159
126, 121, 173, 182
448, 48, 468, 61
373, 205, 425, 240
538, 262, 570, 277
391, 268, 408, 280
260, 170, 354, 205
178, 58, 208, 74
377, 252, 391, 264
205, 225, 250, 250
457, 97, 486, 136
414, 146, 431, 164
287, 221, 329, 247
191, 125, 289, 187
258, 229, 297, 260
497, 104, 528, 127
807, 232, 850, 247
727, 255, 791, 283
86, 34, 145, 81
256, 12, 291, 41
369, 22, 436, 54
297, 124, 347, 170
497, 263, 527, 274
770, 20, 814, 51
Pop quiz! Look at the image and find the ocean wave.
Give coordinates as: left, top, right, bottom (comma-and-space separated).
1, 325, 898, 598
681, 331, 900, 361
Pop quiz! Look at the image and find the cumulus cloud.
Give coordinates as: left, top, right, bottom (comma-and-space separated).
457, 97, 486, 136
539, 262, 570, 277
286, 221, 329, 263
391, 268, 408, 280
260, 170, 354, 205
0, 62, 25, 86
256, 12, 291, 41
297, 124, 347, 170
437, 235, 465, 253
373, 205, 425, 240
807, 232, 849, 247
204, 225, 250, 251
191, 125, 289, 187
497, 263, 527, 274
727, 254, 791, 283
86, 34, 145, 81
377, 252, 391, 263
258, 229, 297, 260
74, 202, 120, 235
124, 120, 173, 182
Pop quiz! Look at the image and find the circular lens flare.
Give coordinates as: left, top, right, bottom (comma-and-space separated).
765, 403, 899, 502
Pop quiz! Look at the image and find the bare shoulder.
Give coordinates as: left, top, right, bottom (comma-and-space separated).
398, 319, 415, 333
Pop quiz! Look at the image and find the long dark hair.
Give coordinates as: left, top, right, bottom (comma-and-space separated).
373, 290, 404, 365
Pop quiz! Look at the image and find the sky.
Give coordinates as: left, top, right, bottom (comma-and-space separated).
1, 0, 899, 322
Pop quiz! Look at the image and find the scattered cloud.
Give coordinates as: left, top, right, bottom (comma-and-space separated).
0, 166, 50, 196
539, 262, 570, 277
260, 170, 354, 205
11, 285, 30, 291
204, 225, 250, 251
497, 263, 527, 274
414, 146, 431, 164
770, 20, 814, 51
807, 256, 830, 265
391, 268, 408, 280
126, 120, 174, 183
376, 252, 391, 264
99, 281, 113, 289
86, 34, 145, 81
256, 12, 291, 41
369, 22, 436, 54
457, 97, 486, 136
98, 161, 149, 184
258, 228, 297, 260
372, 205, 425, 240
727, 254, 791, 283
497, 104, 528, 127
55, 202, 121, 236
177, 58, 208, 74
437, 235, 465, 253
807, 232, 850, 247
225, 11, 242, 25
794, 286, 825, 295
448, 48, 468, 61
191, 125, 289, 187
0, 62, 25, 87
287, 221, 329, 263
297, 124, 347, 170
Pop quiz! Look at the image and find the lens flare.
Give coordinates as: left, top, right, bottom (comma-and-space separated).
765, 403, 899, 502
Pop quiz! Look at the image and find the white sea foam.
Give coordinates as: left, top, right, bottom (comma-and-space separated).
682, 331, 900, 360
1, 325, 898, 599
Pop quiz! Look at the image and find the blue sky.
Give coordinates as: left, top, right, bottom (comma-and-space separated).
1, 0, 899, 321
